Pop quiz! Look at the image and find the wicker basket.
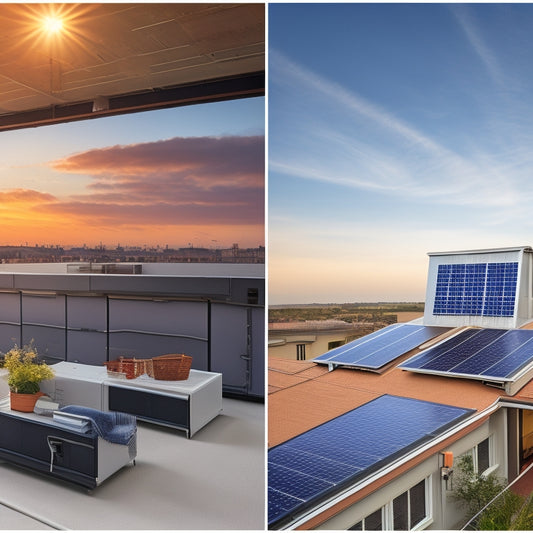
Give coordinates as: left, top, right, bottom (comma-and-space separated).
152, 354, 192, 381
104, 357, 152, 379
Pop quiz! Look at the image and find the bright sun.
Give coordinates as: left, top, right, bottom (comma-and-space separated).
42, 16, 63, 34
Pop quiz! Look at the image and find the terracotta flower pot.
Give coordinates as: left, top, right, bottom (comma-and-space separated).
10, 391, 44, 412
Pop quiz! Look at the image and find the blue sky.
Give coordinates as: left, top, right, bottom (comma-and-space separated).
268, 3, 533, 304
1, 97, 264, 248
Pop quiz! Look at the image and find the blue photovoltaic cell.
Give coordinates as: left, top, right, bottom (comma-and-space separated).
268, 395, 473, 528
313, 324, 449, 369
400, 328, 533, 381
433, 262, 518, 318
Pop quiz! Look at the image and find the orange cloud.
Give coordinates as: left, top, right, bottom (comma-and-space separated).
19, 135, 266, 247
53, 135, 264, 187
0, 188, 56, 205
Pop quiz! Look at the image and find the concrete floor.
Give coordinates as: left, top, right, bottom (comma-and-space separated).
0, 374, 265, 530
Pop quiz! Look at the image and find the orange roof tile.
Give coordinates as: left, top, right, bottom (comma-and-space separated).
268, 379, 379, 447
268, 371, 310, 390
268, 358, 317, 374
268, 360, 505, 448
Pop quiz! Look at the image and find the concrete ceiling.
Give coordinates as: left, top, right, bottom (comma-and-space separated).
0, 3, 265, 131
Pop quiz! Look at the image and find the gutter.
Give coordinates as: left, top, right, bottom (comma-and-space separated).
282, 399, 502, 530
498, 399, 533, 410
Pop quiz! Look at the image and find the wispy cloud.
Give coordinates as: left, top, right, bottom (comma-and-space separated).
271, 50, 443, 155
451, 5, 505, 88
269, 50, 530, 210
0, 189, 56, 204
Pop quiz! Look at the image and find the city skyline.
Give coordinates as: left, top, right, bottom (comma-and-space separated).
269, 3, 533, 305
1, 97, 265, 250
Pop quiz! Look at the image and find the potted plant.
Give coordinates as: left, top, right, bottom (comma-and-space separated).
2, 343, 54, 412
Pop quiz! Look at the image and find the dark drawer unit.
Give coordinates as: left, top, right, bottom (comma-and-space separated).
0, 398, 137, 490
0, 409, 98, 489
108, 385, 190, 430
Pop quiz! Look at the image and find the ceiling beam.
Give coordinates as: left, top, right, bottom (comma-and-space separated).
0, 71, 264, 132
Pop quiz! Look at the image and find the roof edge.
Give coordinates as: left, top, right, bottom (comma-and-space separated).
427, 246, 533, 257
283, 400, 500, 530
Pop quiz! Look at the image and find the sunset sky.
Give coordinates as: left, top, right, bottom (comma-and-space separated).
268, 3, 533, 304
1, 96, 264, 249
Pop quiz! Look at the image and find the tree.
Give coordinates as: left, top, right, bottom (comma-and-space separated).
453, 454, 507, 517
453, 454, 533, 530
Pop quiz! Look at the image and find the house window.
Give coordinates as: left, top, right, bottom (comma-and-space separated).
349, 477, 430, 530
392, 479, 427, 530
349, 508, 382, 530
328, 340, 344, 350
296, 343, 306, 360
463, 437, 492, 475
477, 437, 490, 474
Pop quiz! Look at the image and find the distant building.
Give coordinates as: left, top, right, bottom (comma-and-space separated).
268, 320, 385, 361
268, 246, 533, 529
0, 244, 265, 265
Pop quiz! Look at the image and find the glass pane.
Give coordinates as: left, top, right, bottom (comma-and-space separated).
0, 292, 21, 322
108, 331, 208, 368
410, 479, 427, 528
348, 521, 362, 530
23, 293, 66, 326
68, 295, 107, 329
522, 411, 533, 460
109, 298, 207, 336
393, 491, 409, 530
67, 330, 108, 365
364, 509, 383, 531
23, 325, 65, 360
478, 438, 490, 473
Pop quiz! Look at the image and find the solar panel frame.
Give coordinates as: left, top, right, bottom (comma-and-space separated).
432, 261, 518, 318
268, 395, 474, 528
313, 323, 403, 362
313, 324, 449, 370
400, 328, 533, 383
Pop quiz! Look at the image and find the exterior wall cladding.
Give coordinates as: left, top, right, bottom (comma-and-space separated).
0, 265, 264, 399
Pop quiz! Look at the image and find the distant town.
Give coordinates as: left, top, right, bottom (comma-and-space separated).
269, 302, 424, 324
0, 243, 265, 264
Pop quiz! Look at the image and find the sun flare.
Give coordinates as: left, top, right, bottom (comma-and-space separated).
42, 16, 63, 34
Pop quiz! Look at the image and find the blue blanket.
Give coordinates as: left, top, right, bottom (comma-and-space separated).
60, 405, 136, 446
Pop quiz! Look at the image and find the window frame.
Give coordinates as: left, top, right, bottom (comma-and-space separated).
296, 343, 306, 360
464, 436, 494, 476
349, 476, 432, 531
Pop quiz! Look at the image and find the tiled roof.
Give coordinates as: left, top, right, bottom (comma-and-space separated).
268, 321, 533, 528
268, 358, 508, 448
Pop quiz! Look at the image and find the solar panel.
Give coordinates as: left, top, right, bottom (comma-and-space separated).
433, 262, 518, 317
313, 324, 449, 370
400, 328, 533, 381
268, 395, 473, 528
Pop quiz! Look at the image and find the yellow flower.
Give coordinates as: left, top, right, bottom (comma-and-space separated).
3, 343, 54, 394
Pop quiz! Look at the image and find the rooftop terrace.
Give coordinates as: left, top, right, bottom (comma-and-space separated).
0, 370, 265, 530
